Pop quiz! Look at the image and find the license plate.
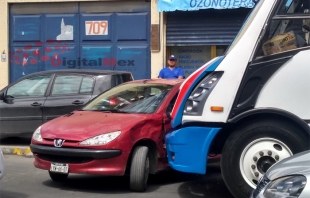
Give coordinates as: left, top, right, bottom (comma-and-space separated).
50, 163, 69, 174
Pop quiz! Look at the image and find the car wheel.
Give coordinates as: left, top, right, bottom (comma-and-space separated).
49, 171, 68, 182
129, 146, 150, 192
221, 119, 309, 198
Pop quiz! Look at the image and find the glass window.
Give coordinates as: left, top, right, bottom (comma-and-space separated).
122, 74, 133, 83
256, 18, 310, 57
170, 46, 211, 78
257, 0, 310, 57
80, 77, 94, 94
166, 93, 178, 115
277, 0, 310, 15
253, 0, 310, 58
83, 83, 174, 114
7, 75, 52, 98
51, 75, 83, 95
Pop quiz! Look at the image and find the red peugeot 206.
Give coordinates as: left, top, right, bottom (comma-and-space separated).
30, 79, 183, 192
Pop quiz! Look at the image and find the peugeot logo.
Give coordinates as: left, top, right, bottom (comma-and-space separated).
54, 139, 65, 147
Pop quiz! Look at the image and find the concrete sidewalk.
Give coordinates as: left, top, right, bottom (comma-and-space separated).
1, 145, 33, 158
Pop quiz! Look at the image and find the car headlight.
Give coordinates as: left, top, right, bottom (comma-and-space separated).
79, 131, 121, 146
184, 71, 223, 116
32, 127, 42, 142
256, 176, 307, 198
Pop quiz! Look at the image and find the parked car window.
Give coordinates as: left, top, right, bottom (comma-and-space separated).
52, 75, 83, 95
166, 93, 178, 115
122, 74, 133, 83
80, 77, 95, 94
7, 75, 52, 98
83, 83, 173, 114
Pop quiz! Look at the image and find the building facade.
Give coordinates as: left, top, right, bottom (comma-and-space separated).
0, 0, 154, 89
0, 0, 253, 89
155, 0, 254, 78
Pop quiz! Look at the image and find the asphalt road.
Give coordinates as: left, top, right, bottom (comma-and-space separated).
0, 155, 234, 198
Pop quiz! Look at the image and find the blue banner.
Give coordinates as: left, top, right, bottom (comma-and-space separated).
158, 0, 256, 12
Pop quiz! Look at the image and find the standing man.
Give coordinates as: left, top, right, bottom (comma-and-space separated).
158, 55, 185, 79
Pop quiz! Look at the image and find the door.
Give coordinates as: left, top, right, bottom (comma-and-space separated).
159, 92, 178, 163
9, 2, 151, 83
43, 74, 94, 122
0, 74, 52, 137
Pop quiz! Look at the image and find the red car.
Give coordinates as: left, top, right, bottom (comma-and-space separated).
30, 79, 183, 192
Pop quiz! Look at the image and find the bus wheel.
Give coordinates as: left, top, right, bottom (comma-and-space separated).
221, 119, 309, 198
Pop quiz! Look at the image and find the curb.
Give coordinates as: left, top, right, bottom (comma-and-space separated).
1, 146, 34, 158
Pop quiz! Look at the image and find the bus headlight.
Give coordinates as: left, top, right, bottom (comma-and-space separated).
184, 72, 223, 116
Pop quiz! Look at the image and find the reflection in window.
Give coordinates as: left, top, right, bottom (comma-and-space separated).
52, 75, 83, 95
7, 75, 52, 98
122, 74, 133, 83
278, 0, 310, 15
80, 77, 94, 94
83, 83, 174, 114
166, 93, 178, 115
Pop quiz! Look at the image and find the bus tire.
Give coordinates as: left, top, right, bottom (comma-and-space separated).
220, 119, 309, 198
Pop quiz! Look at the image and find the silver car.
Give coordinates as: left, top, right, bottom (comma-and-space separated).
251, 150, 310, 198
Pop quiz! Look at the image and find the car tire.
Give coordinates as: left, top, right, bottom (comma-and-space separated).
49, 171, 68, 182
221, 119, 309, 198
129, 146, 150, 192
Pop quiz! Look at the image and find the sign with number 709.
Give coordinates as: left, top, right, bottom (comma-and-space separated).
85, 21, 108, 35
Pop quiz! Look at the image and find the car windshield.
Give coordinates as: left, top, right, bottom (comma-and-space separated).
83, 83, 174, 114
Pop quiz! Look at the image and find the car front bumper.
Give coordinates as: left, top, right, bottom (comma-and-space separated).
30, 144, 128, 176
165, 126, 221, 174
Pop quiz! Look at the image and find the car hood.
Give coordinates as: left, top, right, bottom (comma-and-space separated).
41, 110, 159, 141
266, 150, 310, 180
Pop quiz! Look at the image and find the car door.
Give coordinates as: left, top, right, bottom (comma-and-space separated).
0, 74, 52, 137
163, 93, 178, 140
42, 74, 94, 123
157, 90, 179, 160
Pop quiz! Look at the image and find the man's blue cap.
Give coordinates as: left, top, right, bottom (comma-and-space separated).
169, 55, 177, 60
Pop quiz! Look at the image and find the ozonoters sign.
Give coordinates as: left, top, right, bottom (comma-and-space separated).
158, 0, 256, 12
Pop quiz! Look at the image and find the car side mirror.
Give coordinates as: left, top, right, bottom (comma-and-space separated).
0, 88, 7, 100
0, 88, 14, 104
0, 92, 4, 100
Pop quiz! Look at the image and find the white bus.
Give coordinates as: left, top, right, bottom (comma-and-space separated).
165, 0, 310, 197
